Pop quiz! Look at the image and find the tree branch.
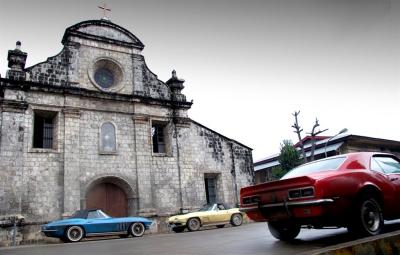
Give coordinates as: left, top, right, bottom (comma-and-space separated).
291, 111, 307, 163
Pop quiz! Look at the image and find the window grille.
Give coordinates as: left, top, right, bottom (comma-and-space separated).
33, 111, 56, 149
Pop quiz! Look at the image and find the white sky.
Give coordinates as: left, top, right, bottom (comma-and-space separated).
1, 0, 399, 161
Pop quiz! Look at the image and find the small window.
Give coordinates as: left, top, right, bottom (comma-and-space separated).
205, 177, 217, 204
33, 111, 57, 149
100, 122, 116, 153
372, 156, 400, 174
152, 123, 166, 153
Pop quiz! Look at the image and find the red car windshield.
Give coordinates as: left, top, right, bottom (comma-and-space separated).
281, 156, 346, 180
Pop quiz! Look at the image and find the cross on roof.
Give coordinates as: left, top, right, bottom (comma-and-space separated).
98, 2, 111, 20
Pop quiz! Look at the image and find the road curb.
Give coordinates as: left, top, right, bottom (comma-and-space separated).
304, 230, 400, 255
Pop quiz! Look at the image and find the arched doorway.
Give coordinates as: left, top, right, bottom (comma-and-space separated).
86, 182, 128, 217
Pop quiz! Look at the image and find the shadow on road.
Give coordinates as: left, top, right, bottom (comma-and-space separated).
272, 220, 400, 251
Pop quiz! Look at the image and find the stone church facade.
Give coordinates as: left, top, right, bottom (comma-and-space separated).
0, 19, 253, 244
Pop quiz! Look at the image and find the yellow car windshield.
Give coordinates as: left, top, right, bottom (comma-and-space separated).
198, 204, 216, 212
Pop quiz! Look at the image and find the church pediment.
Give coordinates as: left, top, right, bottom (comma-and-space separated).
62, 20, 144, 50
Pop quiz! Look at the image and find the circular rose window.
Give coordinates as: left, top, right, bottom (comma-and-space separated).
94, 68, 115, 89
89, 58, 124, 92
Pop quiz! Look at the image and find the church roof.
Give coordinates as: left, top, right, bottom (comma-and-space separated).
61, 19, 145, 50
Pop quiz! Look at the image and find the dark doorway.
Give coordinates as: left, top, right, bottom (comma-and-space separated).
205, 177, 217, 204
86, 182, 127, 217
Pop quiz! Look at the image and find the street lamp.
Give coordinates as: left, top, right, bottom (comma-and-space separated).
324, 128, 348, 158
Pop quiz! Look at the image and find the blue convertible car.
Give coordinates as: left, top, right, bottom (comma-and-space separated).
42, 209, 153, 242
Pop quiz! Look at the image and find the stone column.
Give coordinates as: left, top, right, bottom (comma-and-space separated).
132, 114, 156, 217
62, 107, 80, 215
131, 54, 146, 96
0, 98, 28, 215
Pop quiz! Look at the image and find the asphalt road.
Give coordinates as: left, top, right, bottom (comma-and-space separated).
2, 221, 400, 255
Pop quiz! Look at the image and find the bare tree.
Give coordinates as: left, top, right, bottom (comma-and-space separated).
307, 118, 328, 161
292, 112, 328, 163
292, 111, 307, 163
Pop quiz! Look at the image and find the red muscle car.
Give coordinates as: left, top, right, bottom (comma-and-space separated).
240, 152, 400, 241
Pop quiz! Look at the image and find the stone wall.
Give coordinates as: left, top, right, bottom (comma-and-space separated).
27, 43, 78, 86
0, 18, 254, 246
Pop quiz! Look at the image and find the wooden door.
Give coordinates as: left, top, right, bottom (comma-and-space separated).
86, 183, 127, 217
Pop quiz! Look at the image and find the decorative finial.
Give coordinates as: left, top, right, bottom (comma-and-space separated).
16, 41, 21, 51
98, 2, 111, 20
166, 69, 186, 102
7, 41, 28, 80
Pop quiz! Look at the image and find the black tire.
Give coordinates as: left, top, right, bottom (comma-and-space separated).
65, 226, 84, 242
347, 196, 383, 236
187, 218, 201, 231
129, 222, 146, 237
216, 225, 225, 228
268, 221, 300, 241
172, 227, 185, 233
230, 213, 243, 227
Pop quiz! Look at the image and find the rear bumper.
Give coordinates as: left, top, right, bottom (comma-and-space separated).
240, 198, 335, 213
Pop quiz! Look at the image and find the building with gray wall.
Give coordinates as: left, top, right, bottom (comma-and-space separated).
0, 19, 254, 245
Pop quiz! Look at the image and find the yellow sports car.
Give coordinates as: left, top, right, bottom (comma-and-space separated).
168, 203, 244, 233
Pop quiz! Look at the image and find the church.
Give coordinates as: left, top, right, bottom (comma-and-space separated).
0, 18, 253, 244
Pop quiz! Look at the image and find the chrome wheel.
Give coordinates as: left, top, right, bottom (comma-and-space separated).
187, 218, 201, 231
361, 200, 381, 234
66, 226, 84, 242
130, 222, 145, 237
231, 214, 243, 226
348, 196, 383, 236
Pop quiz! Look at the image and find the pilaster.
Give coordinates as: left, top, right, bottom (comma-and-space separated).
63, 107, 81, 214
132, 114, 156, 216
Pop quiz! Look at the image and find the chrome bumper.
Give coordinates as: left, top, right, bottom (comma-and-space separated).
41, 229, 58, 232
240, 198, 335, 213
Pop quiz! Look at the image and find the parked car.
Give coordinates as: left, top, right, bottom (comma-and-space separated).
42, 209, 153, 242
168, 203, 243, 233
240, 152, 400, 241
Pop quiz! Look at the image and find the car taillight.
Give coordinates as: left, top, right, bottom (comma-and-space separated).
288, 190, 302, 199
242, 196, 260, 205
288, 187, 315, 200
301, 188, 314, 197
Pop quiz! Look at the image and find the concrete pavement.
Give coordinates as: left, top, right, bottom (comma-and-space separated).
2, 221, 400, 255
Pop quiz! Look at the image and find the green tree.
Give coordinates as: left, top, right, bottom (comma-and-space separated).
278, 140, 301, 175
271, 166, 286, 180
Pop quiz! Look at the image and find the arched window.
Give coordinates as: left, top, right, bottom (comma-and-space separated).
100, 122, 116, 153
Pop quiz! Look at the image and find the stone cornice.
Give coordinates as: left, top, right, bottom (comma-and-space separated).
61, 19, 145, 50
0, 78, 193, 110
132, 114, 149, 123
173, 117, 191, 128
62, 107, 81, 118
0, 99, 28, 113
